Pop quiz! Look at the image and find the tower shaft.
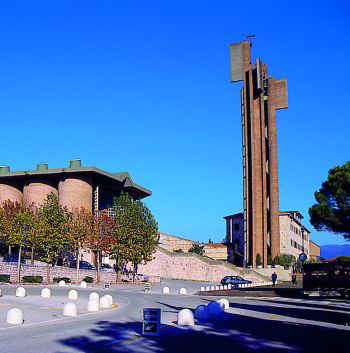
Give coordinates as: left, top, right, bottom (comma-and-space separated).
230, 41, 288, 267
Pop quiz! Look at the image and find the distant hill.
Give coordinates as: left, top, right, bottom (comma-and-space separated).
320, 244, 350, 259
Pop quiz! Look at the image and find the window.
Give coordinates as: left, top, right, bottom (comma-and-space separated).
234, 223, 240, 231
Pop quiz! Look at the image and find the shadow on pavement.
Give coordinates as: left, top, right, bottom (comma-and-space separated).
228, 301, 350, 326
56, 309, 349, 353
257, 299, 350, 312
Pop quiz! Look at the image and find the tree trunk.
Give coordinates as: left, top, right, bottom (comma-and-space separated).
46, 262, 50, 284
115, 261, 120, 284
31, 247, 35, 265
17, 245, 22, 283
76, 248, 80, 283
8, 245, 11, 255
96, 250, 100, 283
132, 261, 137, 283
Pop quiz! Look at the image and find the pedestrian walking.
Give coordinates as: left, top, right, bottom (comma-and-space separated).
292, 272, 297, 286
272, 272, 278, 286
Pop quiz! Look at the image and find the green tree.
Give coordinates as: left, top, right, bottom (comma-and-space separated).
112, 192, 159, 282
0, 200, 38, 282
86, 212, 115, 283
188, 242, 205, 256
309, 161, 350, 240
67, 207, 91, 281
37, 193, 72, 283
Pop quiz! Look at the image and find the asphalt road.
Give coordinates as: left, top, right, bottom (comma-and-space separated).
0, 280, 349, 353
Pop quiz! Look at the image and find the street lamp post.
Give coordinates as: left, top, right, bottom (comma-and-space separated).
299, 227, 307, 274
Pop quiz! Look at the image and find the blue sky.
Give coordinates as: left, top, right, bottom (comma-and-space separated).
0, 1, 349, 246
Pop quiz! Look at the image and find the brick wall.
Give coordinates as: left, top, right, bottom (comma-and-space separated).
309, 240, 320, 260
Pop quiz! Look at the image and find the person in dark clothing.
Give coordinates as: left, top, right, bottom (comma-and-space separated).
292, 272, 297, 285
272, 272, 278, 286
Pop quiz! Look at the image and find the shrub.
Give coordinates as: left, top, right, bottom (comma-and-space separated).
272, 256, 280, 266
0, 274, 10, 283
22, 276, 43, 283
188, 243, 205, 256
83, 276, 94, 283
267, 255, 272, 265
53, 277, 71, 283
256, 253, 262, 266
280, 253, 296, 266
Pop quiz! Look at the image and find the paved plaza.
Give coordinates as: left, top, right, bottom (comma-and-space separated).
0, 280, 348, 352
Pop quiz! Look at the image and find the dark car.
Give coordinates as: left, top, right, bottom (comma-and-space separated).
3, 254, 25, 264
100, 263, 113, 272
70, 261, 96, 270
221, 275, 252, 287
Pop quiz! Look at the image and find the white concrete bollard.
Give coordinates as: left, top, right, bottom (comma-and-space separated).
208, 301, 223, 316
206, 286, 210, 291
16, 287, 26, 297
210, 286, 215, 291
68, 289, 78, 300
224, 285, 228, 290
7, 308, 23, 325
200, 287, 205, 291
194, 305, 210, 320
228, 284, 232, 289
100, 295, 112, 309
162, 286, 170, 294
104, 294, 113, 306
217, 298, 229, 310
220, 285, 224, 290
215, 286, 219, 290
89, 292, 100, 302
80, 281, 87, 288
58, 280, 66, 287
88, 299, 100, 312
41, 288, 51, 298
0, 288, 2, 297
238, 284, 242, 288
178, 309, 194, 326
179, 288, 187, 295
63, 303, 78, 317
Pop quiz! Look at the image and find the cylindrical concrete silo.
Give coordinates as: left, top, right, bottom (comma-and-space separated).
58, 175, 92, 212
23, 179, 58, 208
0, 166, 23, 206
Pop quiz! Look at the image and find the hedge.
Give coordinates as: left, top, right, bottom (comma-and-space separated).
0, 274, 10, 283
53, 277, 71, 283
22, 276, 43, 283
83, 276, 94, 283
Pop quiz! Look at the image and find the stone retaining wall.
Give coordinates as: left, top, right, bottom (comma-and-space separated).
0, 262, 115, 283
0, 261, 161, 284
138, 247, 265, 282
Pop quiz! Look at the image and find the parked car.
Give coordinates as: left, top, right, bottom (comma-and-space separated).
3, 254, 25, 264
69, 261, 96, 270
221, 275, 252, 287
100, 263, 113, 272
